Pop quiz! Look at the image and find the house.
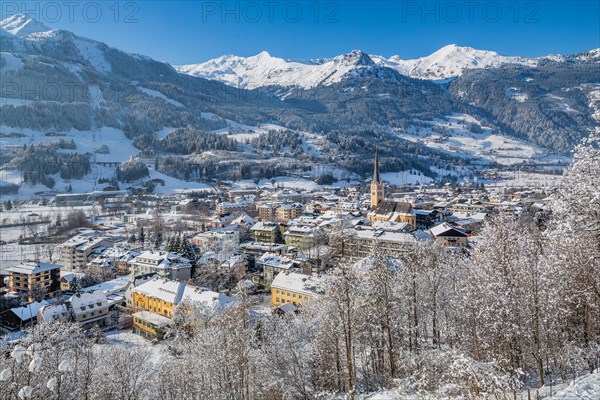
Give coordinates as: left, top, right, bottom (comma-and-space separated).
256, 252, 307, 287
131, 251, 192, 281
6, 262, 62, 302
271, 272, 324, 306
275, 203, 302, 221
414, 209, 441, 229
66, 291, 110, 329
216, 201, 255, 215
284, 225, 327, 249
429, 223, 469, 248
131, 278, 234, 340
0, 300, 49, 332
192, 229, 240, 251
250, 222, 283, 243
59, 234, 113, 271
60, 272, 86, 292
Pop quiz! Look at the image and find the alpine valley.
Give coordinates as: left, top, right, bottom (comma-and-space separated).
1, 14, 598, 197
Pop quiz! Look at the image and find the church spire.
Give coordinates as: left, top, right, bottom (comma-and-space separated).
373, 151, 380, 184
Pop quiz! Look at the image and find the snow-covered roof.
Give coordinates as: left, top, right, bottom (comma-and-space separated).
10, 300, 49, 321
133, 311, 171, 327
430, 223, 468, 237
69, 291, 109, 316
256, 253, 297, 269
133, 278, 235, 312
7, 262, 61, 275
38, 303, 69, 322
251, 222, 279, 232
83, 276, 130, 295
271, 272, 324, 297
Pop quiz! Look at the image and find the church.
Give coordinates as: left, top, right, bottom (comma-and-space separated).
367, 152, 417, 227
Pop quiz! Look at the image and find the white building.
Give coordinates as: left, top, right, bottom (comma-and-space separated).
59, 234, 113, 271
131, 251, 192, 281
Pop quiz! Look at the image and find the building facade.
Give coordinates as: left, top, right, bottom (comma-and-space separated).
7, 262, 61, 301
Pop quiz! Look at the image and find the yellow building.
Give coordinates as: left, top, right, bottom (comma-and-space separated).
367, 201, 416, 226
271, 272, 323, 307
131, 278, 234, 340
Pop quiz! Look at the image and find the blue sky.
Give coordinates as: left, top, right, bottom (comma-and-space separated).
4, 1, 599, 64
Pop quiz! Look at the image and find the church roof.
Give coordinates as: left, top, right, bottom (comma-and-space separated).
370, 200, 413, 216
373, 152, 380, 183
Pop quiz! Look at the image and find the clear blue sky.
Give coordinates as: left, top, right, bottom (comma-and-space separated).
4, 1, 599, 64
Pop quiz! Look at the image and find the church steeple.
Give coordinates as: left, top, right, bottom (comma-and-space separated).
373, 151, 380, 183
370, 151, 384, 208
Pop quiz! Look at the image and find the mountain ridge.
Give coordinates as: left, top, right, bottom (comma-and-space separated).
177, 44, 599, 88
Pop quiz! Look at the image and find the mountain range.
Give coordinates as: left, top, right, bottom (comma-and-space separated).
1, 14, 599, 194
177, 45, 599, 88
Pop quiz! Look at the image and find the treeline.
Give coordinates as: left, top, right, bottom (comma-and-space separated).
250, 130, 304, 154
116, 159, 149, 182
10, 143, 90, 187
133, 127, 237, 155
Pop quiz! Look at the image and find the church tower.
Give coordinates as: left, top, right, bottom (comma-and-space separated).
370, 151, 384, 208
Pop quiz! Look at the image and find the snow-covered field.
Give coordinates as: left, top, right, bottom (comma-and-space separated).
394, 114, 569, 166
487, 171, 563, 188
548, 371, 600, 399
380, 170, 434, 185
0, 124, 213, 199
0, 125, 139, 163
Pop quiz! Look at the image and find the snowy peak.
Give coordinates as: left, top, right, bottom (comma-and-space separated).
384, 44, 534, 79
176, 49, 396, 89
0, 14, 51, 37
334, 50, 375, 67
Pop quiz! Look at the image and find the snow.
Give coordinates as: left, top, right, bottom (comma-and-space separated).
394, 113, 553, 166
545, 94, 578, 114
69, 291, 108, 317
546, 371, 600, 400
137, 87, 184, 108
10, 300, 49, 321
177, 50, 393, 89
0, 52, 24, 71
380, 170, 433, 185
154, 127, 178, 139
271, 272, 324, 297
506, 87, 529, 102
133, 278, 235, 311
0, 14, 50, 37
0, 96, 34, 106
72, 37, 112, 74
0, 125, 139, 163
379, 44, 536, 79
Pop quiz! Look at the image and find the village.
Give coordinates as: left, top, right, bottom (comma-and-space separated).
0, 153, 554, 342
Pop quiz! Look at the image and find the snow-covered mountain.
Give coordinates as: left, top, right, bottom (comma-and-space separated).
374, 44, 535, 79
177, 44, 600, 88
177, 50, 401, 89
177, 45, 538, 87
0, 13, 51, 37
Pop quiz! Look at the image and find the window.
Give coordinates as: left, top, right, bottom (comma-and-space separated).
275, 298, 280, 303
292, 294, 296, 298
